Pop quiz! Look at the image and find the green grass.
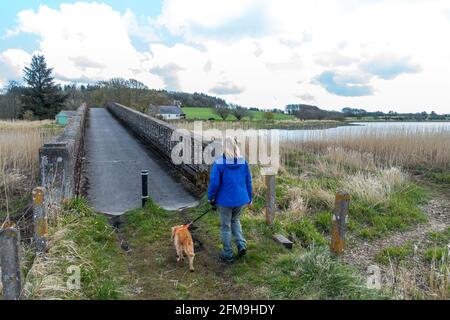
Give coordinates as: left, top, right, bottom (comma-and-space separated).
124, 199, 170, 244
181, 107, 295, 121
375, 243, 414, 265
40, 123, 65, 130
24, 198, 129, 300
424, 227, 450, 262
60, 199, 128, 299
348, 184, 428, 239
426, 170, 450, 185
114, 196, 385, 300
119, 198, 266, 299
428, 227, 450, 244
233, 245, 385, 300
275, 150, 429, 241
425, 247, 449, 262
284, 218, 327, 247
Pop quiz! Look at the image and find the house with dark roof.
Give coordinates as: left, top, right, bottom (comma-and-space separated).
147, 104, 186, 120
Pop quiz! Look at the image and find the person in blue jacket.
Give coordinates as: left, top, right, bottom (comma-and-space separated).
208, 137, 252, 264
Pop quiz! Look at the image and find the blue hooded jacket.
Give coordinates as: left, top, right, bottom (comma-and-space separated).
208, 155, 252, 207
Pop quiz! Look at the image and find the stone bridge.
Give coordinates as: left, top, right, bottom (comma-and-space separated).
40, 102, 210, 215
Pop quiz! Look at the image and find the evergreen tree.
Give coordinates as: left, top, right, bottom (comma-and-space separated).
21, 55, 67, 119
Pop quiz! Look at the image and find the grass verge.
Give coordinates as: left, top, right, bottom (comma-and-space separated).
23, 198, 128, 300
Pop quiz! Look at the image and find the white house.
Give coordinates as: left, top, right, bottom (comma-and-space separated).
148, 104, 186, 120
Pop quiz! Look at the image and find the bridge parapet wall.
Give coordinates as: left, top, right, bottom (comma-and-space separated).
105, 102, 209, 193
39, 104, 87, 205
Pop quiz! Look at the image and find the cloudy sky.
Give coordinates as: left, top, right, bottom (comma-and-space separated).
1, 0, 449, 113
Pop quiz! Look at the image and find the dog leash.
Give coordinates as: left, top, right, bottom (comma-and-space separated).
188, 207, 213, 226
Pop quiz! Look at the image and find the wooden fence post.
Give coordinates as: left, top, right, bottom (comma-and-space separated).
33, 187, 48, 252
330, 191, 350, 256
0, 228, 22, 300
261, 167, 277, 225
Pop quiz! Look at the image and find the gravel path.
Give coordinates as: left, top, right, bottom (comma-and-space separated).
344, 197, 450, 269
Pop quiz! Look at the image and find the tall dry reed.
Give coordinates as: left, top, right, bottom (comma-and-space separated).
0, 121, 53, 177
281, 126, 450, 169
1, 120, 57, 217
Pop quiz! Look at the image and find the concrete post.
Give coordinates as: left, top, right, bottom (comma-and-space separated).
0, 228, 22, 300
330, 191, 350, 256
39, 143, 71, 203
261, 167, 277, 225
33, 187, 48, 252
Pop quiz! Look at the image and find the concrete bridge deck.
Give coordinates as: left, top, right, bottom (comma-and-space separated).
85, 108, 198, 215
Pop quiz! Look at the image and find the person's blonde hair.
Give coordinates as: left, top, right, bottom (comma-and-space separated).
223, 137, 241, 159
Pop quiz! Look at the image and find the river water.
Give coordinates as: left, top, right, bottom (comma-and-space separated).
277, 122, 450, 141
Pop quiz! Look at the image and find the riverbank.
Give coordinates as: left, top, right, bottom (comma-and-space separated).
172, 119, 352, 131
345, 118, 450, 123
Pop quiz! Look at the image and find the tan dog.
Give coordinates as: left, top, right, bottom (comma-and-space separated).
171, 224, 195, 272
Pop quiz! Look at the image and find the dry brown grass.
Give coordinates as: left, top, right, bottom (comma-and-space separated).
342, 168, 407, 205
281, 126, 450, 169
382, 248, 449, 300
0, 120, 52, 130
0, 120, 58, 218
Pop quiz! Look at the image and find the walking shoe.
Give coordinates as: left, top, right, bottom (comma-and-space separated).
219, 254, 234, 265
237, 248, 247, 258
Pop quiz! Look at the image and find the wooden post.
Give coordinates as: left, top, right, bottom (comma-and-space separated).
330, 191, 350, 256
32, 187, 48, 252
0, 228, 22, 300
261, 167, 277, 225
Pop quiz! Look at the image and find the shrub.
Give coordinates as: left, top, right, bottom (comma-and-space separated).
23, 110, 34, 121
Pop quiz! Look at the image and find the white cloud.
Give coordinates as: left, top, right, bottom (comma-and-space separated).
122, 9, 160, 43
6, 3, 163, 86
3, 0, 450, 113
210, 81, 245, 95
0, 49, 31, 85
158, 0, 262, 37
150, 0, 450, 112
150, 63, 183, 91
296, 93, 316, 103
315, 52, 357, 67
360, 54, 422, 80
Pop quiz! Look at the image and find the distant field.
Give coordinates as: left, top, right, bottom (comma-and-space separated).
182, 107, 295, 121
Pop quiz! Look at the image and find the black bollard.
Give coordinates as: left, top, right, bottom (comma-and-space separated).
141, 170, 149, 207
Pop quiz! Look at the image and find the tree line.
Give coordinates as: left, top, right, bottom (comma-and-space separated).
286, 104, 346, 121
0, 55, 231, 120
342, 107, 449, 121
285, 104, 449, 121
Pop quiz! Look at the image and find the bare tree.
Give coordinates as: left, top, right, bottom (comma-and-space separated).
213, 105, 231, 120
230, 104, 249, 121
263, 111, 275, 121
0, 81, 23, 119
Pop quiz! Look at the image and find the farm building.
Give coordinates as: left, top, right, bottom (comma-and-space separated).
148, 104, 186, 120
55, 110, 78, 125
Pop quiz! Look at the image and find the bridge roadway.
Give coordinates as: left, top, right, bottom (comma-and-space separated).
85, 108, 198, 215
